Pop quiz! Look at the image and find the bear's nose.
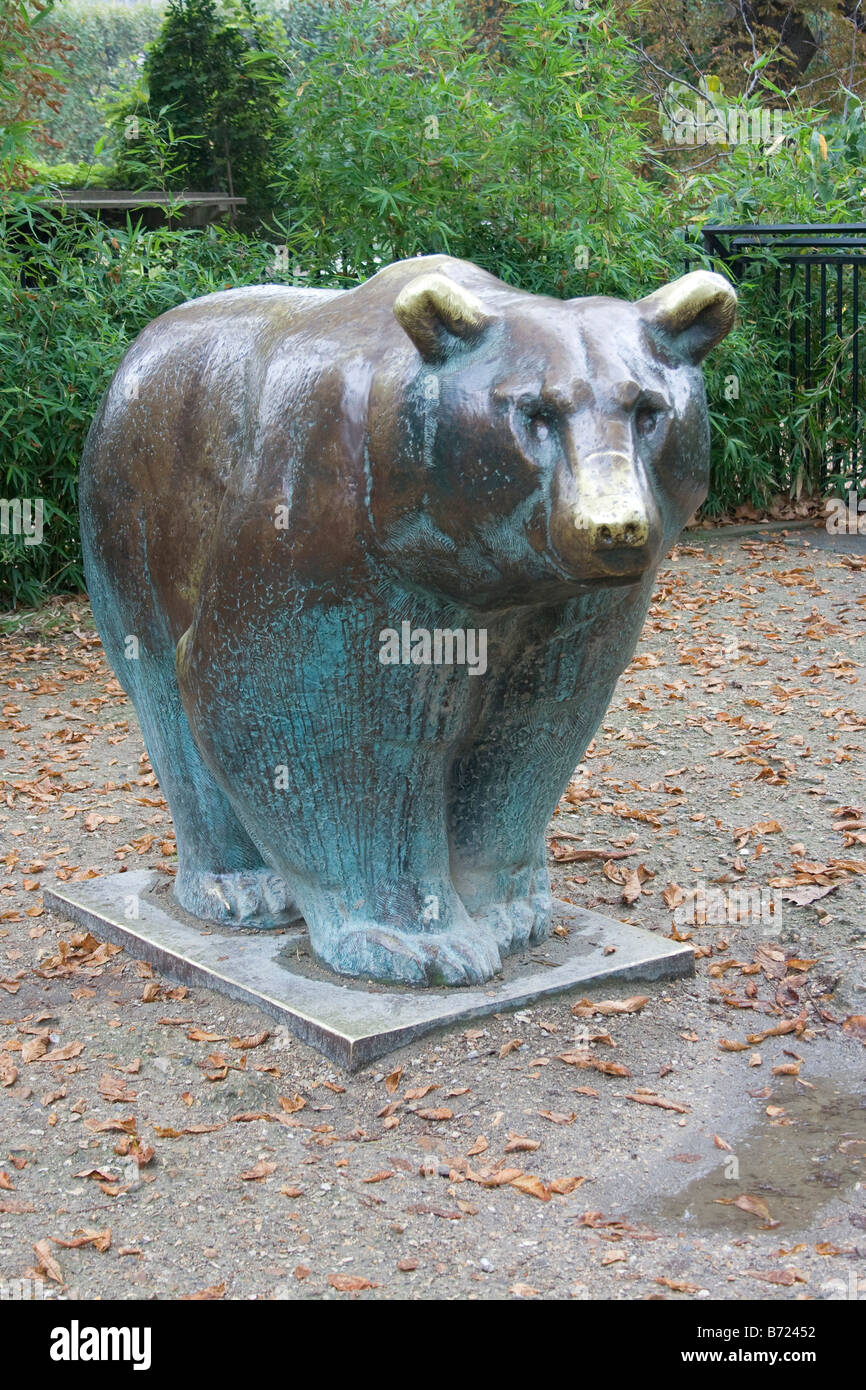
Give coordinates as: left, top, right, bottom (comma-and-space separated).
591, 517, 649, 549
571, 450, 650, 553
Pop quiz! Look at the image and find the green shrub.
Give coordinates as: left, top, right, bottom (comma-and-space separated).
107, 0, 289, 225
40, 0, 166, 164
272, 0, 678, 294
0, 198, 279, 606
29, 158, 125, 187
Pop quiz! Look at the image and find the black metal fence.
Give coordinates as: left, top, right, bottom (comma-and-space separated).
690, 223, 865, 488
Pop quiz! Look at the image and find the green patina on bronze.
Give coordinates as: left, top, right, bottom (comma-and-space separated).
79, 254, 736, 986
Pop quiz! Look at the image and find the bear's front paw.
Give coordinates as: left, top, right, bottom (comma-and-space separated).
459, 866, 552, 956
313, 920, 502, 987
175, 868, 302, 930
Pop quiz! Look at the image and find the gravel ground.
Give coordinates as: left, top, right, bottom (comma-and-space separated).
0, 530, 864, 1302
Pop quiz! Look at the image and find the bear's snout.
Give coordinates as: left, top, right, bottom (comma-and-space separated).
573, 450, 650, 551
550, 446, 660, 584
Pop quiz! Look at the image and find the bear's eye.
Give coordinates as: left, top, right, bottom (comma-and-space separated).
522, 406, 552, 442
635, 406, 662, 436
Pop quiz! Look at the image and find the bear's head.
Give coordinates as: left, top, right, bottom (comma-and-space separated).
367, 261, 736, 610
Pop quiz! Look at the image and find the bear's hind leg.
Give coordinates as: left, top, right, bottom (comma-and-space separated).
123, 659, 299, 930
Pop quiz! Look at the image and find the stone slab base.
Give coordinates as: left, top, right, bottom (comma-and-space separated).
43, 870, 694, 1069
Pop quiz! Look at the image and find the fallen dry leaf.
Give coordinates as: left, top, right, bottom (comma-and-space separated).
509, 1174, 551, 1201
655, 1276, 702, 1294
240, 1160, 276, 1182
52, 1227, 111, 1253
504, 1135, 541, 1153
625, 1092, 690, 1114
327, 1273, 377, 1292
277, 1094, 306, 1114
39, 1041, 84, 1063
230, 1031, 269, 1050
33, 1239, 63, 1285
572, 996, 648, 1018
743, 1268, 805, 1286
715, 1193, 778, 1226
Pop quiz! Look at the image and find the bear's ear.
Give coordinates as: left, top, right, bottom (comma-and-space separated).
637, 271, 737, 364
393, 272, 497, 363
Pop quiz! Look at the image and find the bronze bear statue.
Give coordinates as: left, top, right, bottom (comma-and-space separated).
79, 254, 736, 985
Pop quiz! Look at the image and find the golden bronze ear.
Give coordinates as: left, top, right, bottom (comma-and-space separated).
393, 272, 497, 363
638, 270, 737, 363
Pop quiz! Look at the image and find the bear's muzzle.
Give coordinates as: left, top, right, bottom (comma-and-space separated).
550, 446, 660, 583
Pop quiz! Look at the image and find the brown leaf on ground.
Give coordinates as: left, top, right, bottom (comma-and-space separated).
98, 1072, 136, 1103
510, 1174, 551, 1201
240, 1160, 276, 1181
625, 1092, 690, 1114
182, 1282, 226, 1300
655, 1277, 702, 1294
383, 1067, 403, 1095
505, 1135, 541, 1153
715, 1193, 778, 1225
230, 1031, 269, 1049
468, 1167, 523, 1188
842, 1015, 866, 1040
780, 883, 838, 907
572, 996, 648, 1017
153, 1123, 224, 1137
85, 1116, 137, 1134
328, 1273, 377, 1292
548, 1176, 587, 1195
277, 1094, 306, 1114
39, 1041, 84, 1062
746, 1020, 802, 1044
33, 1239, 64, 1284
743, 1268, 805, 1286
52, 1227, 111, 1253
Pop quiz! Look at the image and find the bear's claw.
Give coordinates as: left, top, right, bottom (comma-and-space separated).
175, 868, 302, 930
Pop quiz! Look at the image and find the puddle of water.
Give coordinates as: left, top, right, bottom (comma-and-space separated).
657, 1076, 866, 1233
